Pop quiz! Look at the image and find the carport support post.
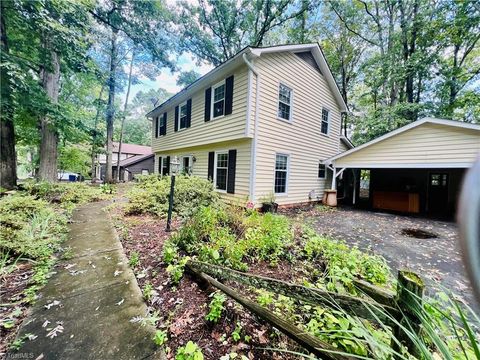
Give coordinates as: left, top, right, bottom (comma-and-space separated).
332, 166, 337, 189
392, 270, 424, 358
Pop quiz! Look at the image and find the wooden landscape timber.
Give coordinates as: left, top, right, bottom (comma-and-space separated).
392, 270, 425, 359
188, 260, 400, 326
187, 264, 355, 360
187, 261, 427, 358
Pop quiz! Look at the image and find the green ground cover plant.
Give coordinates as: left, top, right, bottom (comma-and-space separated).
159, 203, 479, 359
0, 182, 109, 303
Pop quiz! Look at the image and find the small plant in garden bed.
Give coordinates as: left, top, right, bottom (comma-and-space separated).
175, 341, 204, 360
205, 292, 227, 323
128, 251, 140, 267
153, 329, 168, 346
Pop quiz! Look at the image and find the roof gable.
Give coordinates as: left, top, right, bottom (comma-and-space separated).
326, 118, 480, 168
146, 43, 347, 117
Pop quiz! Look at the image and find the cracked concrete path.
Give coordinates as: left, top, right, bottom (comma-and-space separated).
11, 201, 163, 360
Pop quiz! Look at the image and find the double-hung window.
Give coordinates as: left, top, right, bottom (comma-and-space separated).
178, 102, 188, 130
158, 156, 169, 176
159, 114, 166, 135
212, 81, 226, 118
214, 152, 228, 191
318, 163, 326, 179
278, 84, 292, 121
161, 158, 169, 176
274, 154, 289, 194
321, 108, 330, 135
181, 156, 192, 175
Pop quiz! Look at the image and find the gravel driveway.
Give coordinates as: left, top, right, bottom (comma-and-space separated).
296, 207, 476, 309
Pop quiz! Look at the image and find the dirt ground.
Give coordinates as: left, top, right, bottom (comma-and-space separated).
289, 206, 476, 309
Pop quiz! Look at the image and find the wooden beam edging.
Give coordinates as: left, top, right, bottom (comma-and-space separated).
189, 260, 400, 327
352, 279, 397, 308
187, 265, 355, 360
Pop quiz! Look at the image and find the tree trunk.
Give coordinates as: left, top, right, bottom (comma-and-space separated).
116, 51, 135, 182
90, 86, 105, 181
105, 28, 118, 183
0, 4, 17, 190
38, 48, 61, 182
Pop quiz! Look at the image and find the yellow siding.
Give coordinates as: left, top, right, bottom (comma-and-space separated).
339, 140, 351, 153
152, 65, 250, 152
335, 123, 480, 167
252, 52, 343, 205
154, 139, 252, 203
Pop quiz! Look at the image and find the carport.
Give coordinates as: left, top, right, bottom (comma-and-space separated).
325, 118, 480, 217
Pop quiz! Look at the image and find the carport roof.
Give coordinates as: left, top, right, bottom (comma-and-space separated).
325, 118, 480, 169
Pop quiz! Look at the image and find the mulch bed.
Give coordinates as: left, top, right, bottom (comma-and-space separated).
111, 209, 305, 359
0, 262, 33, 357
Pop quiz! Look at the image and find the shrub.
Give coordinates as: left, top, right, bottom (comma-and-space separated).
125, 175, 219, 218
22, 181, 107, 210
170, 205, 293, 271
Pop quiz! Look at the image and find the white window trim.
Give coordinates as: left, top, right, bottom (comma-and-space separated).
277, 82, 293, 123
274, 153, 290, 195
321, 107, 330, 136
211, 80, 226, 120
181, 155, 193, 175
214, 151, 229, 193
177, 101, 188, 131
318, 162, 326, 179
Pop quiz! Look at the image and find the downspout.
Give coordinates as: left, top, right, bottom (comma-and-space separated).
243, 52, 260, 203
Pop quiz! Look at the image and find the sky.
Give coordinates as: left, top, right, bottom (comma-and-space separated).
121, 52, 213, 102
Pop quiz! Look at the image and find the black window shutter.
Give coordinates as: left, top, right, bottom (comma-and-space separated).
162, 112, 167, 135
155, 117, 159, 138
225, 75, 234, 115
204, 87, 211, 122
158, 156, 162, 174
186, 99, 192, 128
208, 151, 215, 181
227, 149, 236, 194
174, 106, 179, 132
166, 156, 170, 175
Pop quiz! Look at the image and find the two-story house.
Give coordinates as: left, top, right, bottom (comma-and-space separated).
146, 43, 348, 206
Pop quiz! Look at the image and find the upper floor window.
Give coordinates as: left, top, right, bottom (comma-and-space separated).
212, 81, 226, 118
321, 108, 330, 135
178, 102, 188, 130
278, 84, 292, 121
214, 152, 229, 191
159, 113, 167, 136
274, 154, 289, 194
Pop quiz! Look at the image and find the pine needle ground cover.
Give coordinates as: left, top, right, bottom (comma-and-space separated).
113, 177, 479, 360
0, 182, 111, 354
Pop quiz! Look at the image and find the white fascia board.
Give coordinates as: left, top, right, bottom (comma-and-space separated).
327, 162, 475, 169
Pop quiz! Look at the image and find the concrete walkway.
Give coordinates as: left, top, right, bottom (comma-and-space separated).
12, 202, 162, 360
